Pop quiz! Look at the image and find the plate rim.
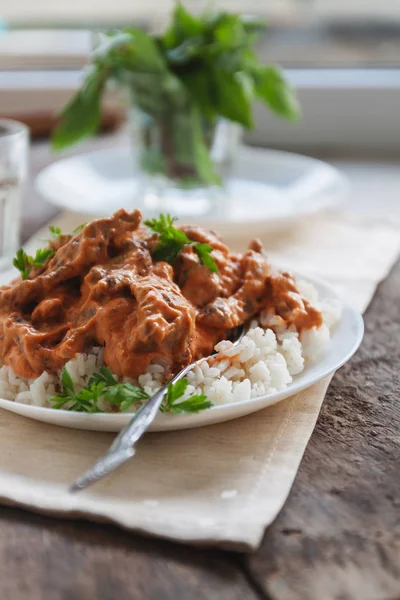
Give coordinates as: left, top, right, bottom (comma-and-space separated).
0, 270, 364, 431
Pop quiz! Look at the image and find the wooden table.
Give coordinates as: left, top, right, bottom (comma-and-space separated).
1, 140, 399, 600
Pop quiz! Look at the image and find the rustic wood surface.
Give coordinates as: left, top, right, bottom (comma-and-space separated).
0, 141, 398, 600
246, 258, 400, 600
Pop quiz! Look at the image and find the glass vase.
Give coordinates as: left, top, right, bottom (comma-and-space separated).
125, 73, 241, 219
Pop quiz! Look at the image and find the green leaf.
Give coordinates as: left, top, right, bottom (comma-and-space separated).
49, 225, 62, 238
146, 212, 220, 268
191, 106, 222, 185
180, 69, 216, 120
89, 365, 118, 388
213, 70, 254, 128
152, 239, 184, 264
169, 394, 212, 414
103, 383, 149, 408
52, 366, 212, 415
144, 214, 178, 235
194, 243, 218, 272
145, 214, 190, 265
13, 246, 54, 278
108, 29, 166, 74
28, 247, 55, 268
213, 14, 246, 48
72, 223, 86, 235
48, 223, 85, 239
167, 378, 188, 405
254, 66, 300, 121
162, 377, 212, 413
75, 382, 106, 411
165, 37, 204, 66
51, 397, 72, 410
162, 378, 212, 414
12, 248, 29, 280
163, 2, 204, 49
52, 366, 149, 413
52, 65, 107, 151
61, 367, 75, 396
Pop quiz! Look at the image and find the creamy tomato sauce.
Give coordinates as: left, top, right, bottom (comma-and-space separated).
0, 210, 322, 380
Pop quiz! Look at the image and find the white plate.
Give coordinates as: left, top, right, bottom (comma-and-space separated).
35, 146, 348, 231
0, 273, 363, 432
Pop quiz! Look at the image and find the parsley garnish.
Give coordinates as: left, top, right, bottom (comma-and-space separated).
194, 243, 218, 272
48, 223, 86, 240
72, 223, 86, 235
12, 249, 30, 280
28, 248, 55, 268
50, 366, 149, 413
49, 225, 62, 238
160, 378, 212, 414
89, 365, 118, 387
51, 365, 212, 414
145, 214, 218, 272
13, 247, 55, 280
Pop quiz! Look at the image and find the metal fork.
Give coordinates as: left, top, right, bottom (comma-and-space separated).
70, 323, 248, 492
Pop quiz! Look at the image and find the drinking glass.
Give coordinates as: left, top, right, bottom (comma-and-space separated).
0, 119, 28, 269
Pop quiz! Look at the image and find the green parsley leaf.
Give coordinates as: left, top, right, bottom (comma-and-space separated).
27, 248, 55, 268
145, 214, 191, 264
169, 394, 212, 414
103, 383, 149, 411
51, 365, 150, 413
47, 222, 86, 240
145, 213, 218, 271
167, 378, 188, 406
51, 397, 72, 410
161, 377, 212, 414
51, 373, 106, 413
145, 213, 178, 235
89, 365, 118, 388
194, 243, 218, 273
72, 382, 106, 412
51, 366, 212, 415
12, 248, 29, 280
61, 367, 75, 396
72, 223, 86, 235
13, 246, 54, 279
49, 225, 62, 238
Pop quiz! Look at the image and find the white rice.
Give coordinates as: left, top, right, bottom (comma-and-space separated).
0, 281, 341, 410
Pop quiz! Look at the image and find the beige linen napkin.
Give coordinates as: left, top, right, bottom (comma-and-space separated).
0, 210, 399, 551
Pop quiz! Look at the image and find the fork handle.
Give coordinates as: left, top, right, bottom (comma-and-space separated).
108, 365, 190, 454
70, 365, 192, 491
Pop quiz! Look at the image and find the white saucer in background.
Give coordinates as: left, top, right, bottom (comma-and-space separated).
35, 146, 349, 233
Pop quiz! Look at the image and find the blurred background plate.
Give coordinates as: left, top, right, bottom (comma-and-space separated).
35, 145, 349, 232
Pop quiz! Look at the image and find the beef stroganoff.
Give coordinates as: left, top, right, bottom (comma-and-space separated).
0, 210, 340, 413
